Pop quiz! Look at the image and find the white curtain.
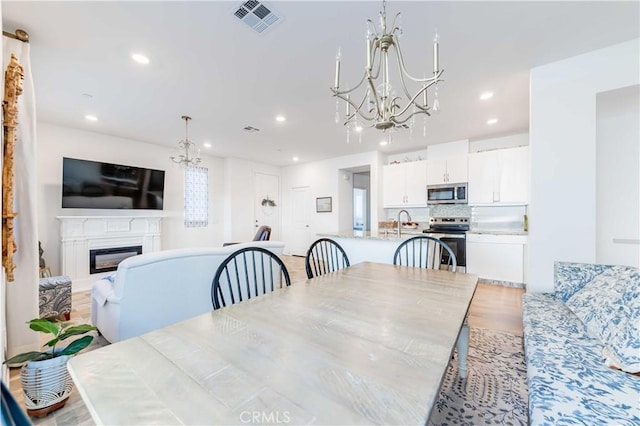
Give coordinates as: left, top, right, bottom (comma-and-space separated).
3, 36, 39, 357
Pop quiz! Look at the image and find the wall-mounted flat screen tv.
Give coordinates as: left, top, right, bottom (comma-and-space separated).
62, 157, 165, 210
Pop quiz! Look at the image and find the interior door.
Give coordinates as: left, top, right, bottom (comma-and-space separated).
290, 186, 311, 256
254, 173, 280, 239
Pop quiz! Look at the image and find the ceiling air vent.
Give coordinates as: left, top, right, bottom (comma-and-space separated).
243, 126, 260, 133
396, 124, 411, 130
233, 1, 281, 34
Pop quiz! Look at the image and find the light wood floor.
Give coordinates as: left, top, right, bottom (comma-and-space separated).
9, 255, 524, 425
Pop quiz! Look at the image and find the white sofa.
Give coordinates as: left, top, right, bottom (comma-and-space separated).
91, 241, 285, 343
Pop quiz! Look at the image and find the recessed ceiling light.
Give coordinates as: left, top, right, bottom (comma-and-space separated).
354, 124, 363, 133
292, 156, 299, 162
487, 118, 498, 125
85, 115, 98, 122
131, 53, 150, 65
203, 142, 212, 148
275, 115, 286, 122
480, 92, 494, 100
379, 140, 388, 146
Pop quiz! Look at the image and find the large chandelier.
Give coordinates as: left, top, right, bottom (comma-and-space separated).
170, 115, 201, 167
331, 0, 443, 139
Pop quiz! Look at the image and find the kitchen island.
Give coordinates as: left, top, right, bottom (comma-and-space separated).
317, 231, 425, 265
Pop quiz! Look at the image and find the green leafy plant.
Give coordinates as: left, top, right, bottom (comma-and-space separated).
3, 318, 96, 365
261, 197, 276, 207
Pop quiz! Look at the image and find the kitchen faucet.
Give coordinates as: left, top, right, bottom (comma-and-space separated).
397, 209, 412, 237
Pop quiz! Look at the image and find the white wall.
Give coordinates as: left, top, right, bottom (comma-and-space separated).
37, 122, 226, 276
529, 39, 640, 292
338, 170, 353, 232
386, 139, 469, 163
281, 151, 384, 254
596, 85, 640, 267
427, 139, 469, 160
469, 133, 528, 153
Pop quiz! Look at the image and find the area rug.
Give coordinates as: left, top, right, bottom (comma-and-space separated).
429, 327, 528, 426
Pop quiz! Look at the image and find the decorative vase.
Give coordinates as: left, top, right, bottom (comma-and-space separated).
20, 354, 73, 417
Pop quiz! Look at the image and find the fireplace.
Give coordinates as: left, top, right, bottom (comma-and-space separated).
89, 245, 142, 274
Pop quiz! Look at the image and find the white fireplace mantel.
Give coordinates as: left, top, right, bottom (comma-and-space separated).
57, 215, 162, 291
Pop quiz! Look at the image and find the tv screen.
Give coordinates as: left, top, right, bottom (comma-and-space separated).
62, 157, 165, 210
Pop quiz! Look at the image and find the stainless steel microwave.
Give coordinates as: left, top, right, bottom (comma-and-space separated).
427, 183, 468, 204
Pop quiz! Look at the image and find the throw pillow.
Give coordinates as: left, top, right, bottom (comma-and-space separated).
565, 265, 640, 373
554, 262, 613, 302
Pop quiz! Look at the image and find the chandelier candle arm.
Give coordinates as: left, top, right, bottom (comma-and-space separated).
334, 48, 341, 89
393, 39, 440, 84
433, 34, 440, 74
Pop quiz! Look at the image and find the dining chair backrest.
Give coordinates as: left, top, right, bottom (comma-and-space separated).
305, 238, 350, 279
253, 225, 271, 241
211, 247, 291, 309
393, 236, 457, 272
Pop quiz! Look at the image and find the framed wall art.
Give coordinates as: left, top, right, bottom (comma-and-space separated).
316, 197, 332, 213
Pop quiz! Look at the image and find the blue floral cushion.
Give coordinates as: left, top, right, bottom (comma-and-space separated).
565, 265, 640, 373
523, 293, 640, 425
554, 262, 613, 302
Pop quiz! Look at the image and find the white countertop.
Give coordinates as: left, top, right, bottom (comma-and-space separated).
467, 230, 528, 236
319, 231, 424, 241
321, 230, 528, 240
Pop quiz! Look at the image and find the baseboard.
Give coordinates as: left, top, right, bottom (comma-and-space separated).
478, 277, 526, 289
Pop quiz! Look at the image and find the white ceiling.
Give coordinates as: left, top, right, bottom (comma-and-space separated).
3, 1, 639, 166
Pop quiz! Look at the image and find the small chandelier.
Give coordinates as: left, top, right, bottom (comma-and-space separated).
170, 115, 201, 167
331, 0, 443, 139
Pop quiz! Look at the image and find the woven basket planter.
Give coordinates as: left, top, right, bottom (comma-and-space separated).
20, 354, 73, 415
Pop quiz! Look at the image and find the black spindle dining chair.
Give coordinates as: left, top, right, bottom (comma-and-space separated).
393, 236, 457, 272
304, 238, 351, 279
211, 247, 291, 309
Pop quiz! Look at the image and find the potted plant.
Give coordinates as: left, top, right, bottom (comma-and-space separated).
3, 318, 96, 417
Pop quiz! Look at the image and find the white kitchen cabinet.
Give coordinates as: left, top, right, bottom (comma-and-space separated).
468, 146, 529, 205
467, 151, 497, 204
466, 233, 527, 283
427, 156, 468, 185
383, 161, 428, 207
383, 163, 406, 206
498, 146, 529, 204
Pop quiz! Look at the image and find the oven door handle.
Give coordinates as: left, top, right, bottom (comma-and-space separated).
426, 234, 466, 239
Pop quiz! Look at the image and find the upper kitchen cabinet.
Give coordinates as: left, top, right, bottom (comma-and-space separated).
468, 146, 529, 205
426, 156, 468, 185
383, 161, 428, 207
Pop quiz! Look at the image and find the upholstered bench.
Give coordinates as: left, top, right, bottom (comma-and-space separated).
39, 275, 72, 320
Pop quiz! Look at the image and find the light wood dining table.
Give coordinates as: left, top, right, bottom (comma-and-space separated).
68, 262, 478, 425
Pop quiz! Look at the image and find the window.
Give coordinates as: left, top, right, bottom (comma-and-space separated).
184, 166, 208, 227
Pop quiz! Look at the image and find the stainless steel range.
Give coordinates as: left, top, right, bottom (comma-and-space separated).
423, 217, 469, 270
